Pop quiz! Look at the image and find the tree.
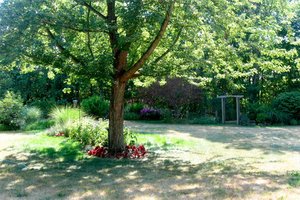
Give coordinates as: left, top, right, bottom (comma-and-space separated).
164, 0, 299, 104
1, 0, 299, 152
0, 0, 184, 153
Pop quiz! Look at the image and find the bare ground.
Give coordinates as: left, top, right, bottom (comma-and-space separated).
0, 123, 300, 200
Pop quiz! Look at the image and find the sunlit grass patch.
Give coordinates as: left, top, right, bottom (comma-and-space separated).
23, 119, 55, 131
1, 123, 300, 200
20, 134, 84, 161
50, 107, 85, 125
136, 133, 198, 150
288, 171, 300, 187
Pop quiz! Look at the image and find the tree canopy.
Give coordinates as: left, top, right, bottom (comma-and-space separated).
1, 0, 300, 151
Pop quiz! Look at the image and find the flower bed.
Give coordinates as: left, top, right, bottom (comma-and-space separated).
88, 145, 147, 159
54, 132, 65, 137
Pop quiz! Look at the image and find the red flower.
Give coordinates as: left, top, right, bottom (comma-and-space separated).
87, 145, 147, 159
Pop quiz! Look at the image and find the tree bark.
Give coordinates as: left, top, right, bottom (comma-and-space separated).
121, 1, 175, 81
109, 78, 126, 154
107, 0, 175, 154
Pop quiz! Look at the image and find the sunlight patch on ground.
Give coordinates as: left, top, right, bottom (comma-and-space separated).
133, 196, 157, 200
25, 185, 37, 193
1, 124, 300, 199
69, 190, 107, 200
171, 183, 200, 191
6, 179, 23, 190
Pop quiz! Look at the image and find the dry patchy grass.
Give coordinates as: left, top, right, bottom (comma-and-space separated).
0, 123, 300, 199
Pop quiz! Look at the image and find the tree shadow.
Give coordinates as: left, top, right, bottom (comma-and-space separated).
127, 122, 300, 154
198, 126, 300, 154
28, 140, 83, 162
0, 146, 290, 199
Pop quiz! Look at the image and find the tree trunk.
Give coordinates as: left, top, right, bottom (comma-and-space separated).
106, 0, 174, 154
108, 78, 127, 154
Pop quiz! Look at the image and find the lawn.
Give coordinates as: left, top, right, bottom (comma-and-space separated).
0, 122, 300, 199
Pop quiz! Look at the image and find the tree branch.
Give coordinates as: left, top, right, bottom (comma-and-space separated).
86, 1, 94, 59
121, 1, 175, 81
107, 0, 118, 51
75, 0, 107, 20
151, 26, 183, 66
59, 24, 107, 33
107, 0, 127, 77
46, 28, 87, 67
40, 17, 108, 33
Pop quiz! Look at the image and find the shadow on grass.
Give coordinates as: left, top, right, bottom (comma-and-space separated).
288, 171, 300, 187
202, 127, 300, 154
127, 122, 300, 154
27, 140, 84, 162
0, 145, 289, 199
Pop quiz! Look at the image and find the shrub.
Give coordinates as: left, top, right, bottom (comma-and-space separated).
0, 124, 10, 131
138, 78, 203, 118
124, 112, 140, 120
239, 114, 251, 126
124, 128, 138, 145
160, 109, 172, 120
81, 95, 109, 118
256, 113, 270, 124
189, 116, 217, 124
125, 103, 144, 114
140, 108, 161, 120
256, 104, 290, 125
49, 117, 137, 147
29, 99, 56, 117
246, 102, 260, 121
66, 118, 108, 146
290, 119, 298, 126
273, 91, 300, 120
124, 102, 146, 120
288, 171, 300, 187
22, 106, 42, 124
0, 91, 24, 129
23, 119, 55, 131
50, 107, 85, 125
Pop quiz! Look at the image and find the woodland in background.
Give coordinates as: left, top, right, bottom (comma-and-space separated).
0, 0, 300, 148
1, 1, 300, 198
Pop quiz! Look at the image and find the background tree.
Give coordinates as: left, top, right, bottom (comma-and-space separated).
0, 0, 188, 153
1, 0, 300, 150
133, 0, 299, 121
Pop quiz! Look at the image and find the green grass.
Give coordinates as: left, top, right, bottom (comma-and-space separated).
23, 119, 55, 131
129, 119, 260, 127
288, 171, 300, 187
0, 124, 9, 131
1, 133, 235, 199
50, 107, 85, 125
18, 133, 194, 157
1, 123, 300, 199
21, 134, 84, 161
136, 133, 197, 150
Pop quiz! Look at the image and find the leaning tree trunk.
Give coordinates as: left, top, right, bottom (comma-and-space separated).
108, 78, 127, 154
106, 0, 175, 154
